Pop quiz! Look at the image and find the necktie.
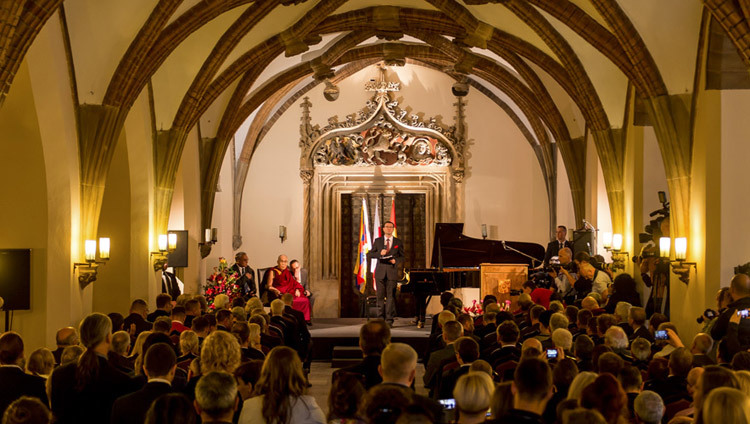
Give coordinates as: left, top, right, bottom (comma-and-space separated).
387, 238, 392, 251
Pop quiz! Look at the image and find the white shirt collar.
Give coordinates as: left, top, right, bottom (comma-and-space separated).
0, 364, 22, 370
148, 378, 172, 386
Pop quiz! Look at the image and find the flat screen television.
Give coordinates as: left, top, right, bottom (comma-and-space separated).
0, 249, 31, 310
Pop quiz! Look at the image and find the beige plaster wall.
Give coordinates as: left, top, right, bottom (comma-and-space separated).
0, 62, 49, 350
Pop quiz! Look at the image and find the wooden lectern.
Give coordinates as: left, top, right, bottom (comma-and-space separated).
480, 263, 528, 311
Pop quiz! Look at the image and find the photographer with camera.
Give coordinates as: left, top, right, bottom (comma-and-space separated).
548, 248, 576, 300
711, 274, 750, 349
697, 287, 730, 334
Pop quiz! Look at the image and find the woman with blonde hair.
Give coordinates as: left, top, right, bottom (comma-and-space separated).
239, 346, 325, 424
25, 348, 54, 379
201, 330, 242, 374
702, 387, 750, 424
567, 371, 597, 402
177, 330, 200, 371
213, 294, 230, 310
454, 372, 496, 424
130, 331, 152, 376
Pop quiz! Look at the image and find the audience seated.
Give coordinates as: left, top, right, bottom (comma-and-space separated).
144, 393, 198, 424
335, 319, 390, 389
239, 346, 324, 423
438, 337, 480, 400
51, 327, 78, 365
424, 321, 463, 396
50, 313, 137, 423
701, 387, 750, 424
380, 342, 443, 422
453, 372, 495, 424
147, 294, 173, 323
580, 373, 627, 424
123, 299, 153, 338
360, 384, 413, 424
25, 348, 54, 380
634, 390, 664, 424
490, 358, 552, 423
327, 372, 366, 423
194, 371, 239, 424
108, 330, 134, 374
0, 333, 48, 417
2, 396, 51, 424
111, 343, 176, 424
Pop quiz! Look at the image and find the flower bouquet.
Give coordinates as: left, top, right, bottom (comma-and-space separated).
463, 299, 483, 317
203, 257, 242, 309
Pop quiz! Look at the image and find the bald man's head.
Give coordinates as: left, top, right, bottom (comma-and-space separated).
56, 327, 79, 347
522, 337, 543, 353
277, 255, 288, 269
731, 273, 750, 299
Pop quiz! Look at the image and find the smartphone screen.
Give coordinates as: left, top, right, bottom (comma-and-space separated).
655, 330, 668, 340
741, 309, 749, 318
546, 349, 558, 359
439, 399, 456, 410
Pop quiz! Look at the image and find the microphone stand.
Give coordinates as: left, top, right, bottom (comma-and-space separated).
502, 241, 543, 268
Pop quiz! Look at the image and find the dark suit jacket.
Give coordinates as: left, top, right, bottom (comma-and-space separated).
631, 325, 654, 343
367, 236, 404, 280
379, 382, 444, 423
231, 264, 256, 296
424, 344, 456, 390
123, 313, 152, 337
335, 355, 383, 389
438, 364, 471, 400
146, 309, 169, 323
50, 354, 138, 424
0, 366, 48, 416
544, 240, 573, 265
111, 381, 172, 424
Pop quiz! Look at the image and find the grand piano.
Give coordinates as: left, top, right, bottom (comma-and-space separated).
401, 223, 545, 321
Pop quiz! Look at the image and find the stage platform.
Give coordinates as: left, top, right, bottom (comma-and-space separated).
309, 317, 431, 360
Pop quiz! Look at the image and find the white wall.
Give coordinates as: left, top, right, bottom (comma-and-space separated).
720, 90, 750, 285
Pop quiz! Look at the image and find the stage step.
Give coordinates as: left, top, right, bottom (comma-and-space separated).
331, 346, 363, 368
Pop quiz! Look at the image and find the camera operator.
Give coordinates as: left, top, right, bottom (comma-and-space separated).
711, 274, 750, 348
579, 256, 611, 303
698, 287, 730, 334
548, 248, 576, 299
637, 246, 670, 317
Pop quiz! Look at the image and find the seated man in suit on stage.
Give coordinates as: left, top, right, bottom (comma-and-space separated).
334, 319, 391, 389
544, 225, 574, 266
231, 251, 256, 298
290, 259, 313, 315
266, 255, 311, 322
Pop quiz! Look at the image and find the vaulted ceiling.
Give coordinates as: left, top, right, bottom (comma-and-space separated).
2, 0, 749, 242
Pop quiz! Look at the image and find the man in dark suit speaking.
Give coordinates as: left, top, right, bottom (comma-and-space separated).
367, 221, 404, 326
544, 225, 574, 266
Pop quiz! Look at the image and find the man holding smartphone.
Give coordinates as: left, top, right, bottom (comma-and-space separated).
711, 273, 750, 349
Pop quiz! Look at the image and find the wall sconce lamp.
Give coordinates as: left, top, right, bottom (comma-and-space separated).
74, 237, 110, 287
199, 228, 218, 259
279, 226, 287, 243
151, 233, 177, 271
603, 233, 629, 272
659, 236, 697, 284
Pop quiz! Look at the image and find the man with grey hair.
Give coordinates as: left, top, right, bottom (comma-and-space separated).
605, 326, 631, 359
551, 328, 573, 353
424, 321, 463, 396
379, 343, 443, 422
108, 330, 134, 374
634, 390, 664, 424
549, 313, 569, 333
614, 301, 634, 337
52, 327, 79, 365
630, 337, 652, 370
690, 333, 715, 367
194, 371, 238, 423
232, 251, 256, 298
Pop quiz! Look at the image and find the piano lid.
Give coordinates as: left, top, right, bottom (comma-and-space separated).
431, 223, 545, 268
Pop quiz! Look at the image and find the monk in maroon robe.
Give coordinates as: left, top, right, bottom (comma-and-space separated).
267, 254, 311, 321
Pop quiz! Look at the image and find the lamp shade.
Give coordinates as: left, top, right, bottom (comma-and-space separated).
204, 228, 211, 243
675, 237, 687, 260
211, 228, 218, 242
659, 237, 670, 258
99, 237, 110, 260
168, 233, 177, 251
602, 232, 613, 249
158, 234, 168, 252
612, 234, 623, 251
85, 240, 97, 262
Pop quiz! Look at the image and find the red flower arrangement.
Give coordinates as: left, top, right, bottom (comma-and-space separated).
203, 257, 242, 309
464, 299, 483, 317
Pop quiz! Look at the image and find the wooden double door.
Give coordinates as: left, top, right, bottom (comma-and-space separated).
340, 193, 426, 318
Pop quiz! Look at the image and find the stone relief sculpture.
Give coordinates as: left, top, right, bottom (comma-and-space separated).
303, 67, 464, 169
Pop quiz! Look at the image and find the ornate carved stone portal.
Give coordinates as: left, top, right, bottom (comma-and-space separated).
299, 66, 467, 317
